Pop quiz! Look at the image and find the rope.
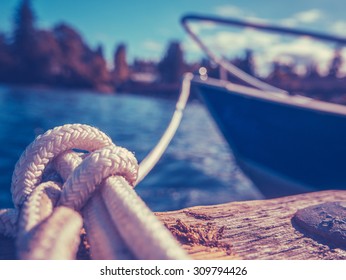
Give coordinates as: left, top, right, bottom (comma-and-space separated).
137, 72, 193, 184
11, 124, 113, 208
0, 124, 189, 260
83, 193, 135, 260
181, 15, 287, 93
102, 176, 187, 259
19, 206, 83, 260
17, 181, 61, 241
55, 150, 134, 259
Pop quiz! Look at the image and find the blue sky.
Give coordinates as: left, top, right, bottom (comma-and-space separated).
1, 0, 346, 66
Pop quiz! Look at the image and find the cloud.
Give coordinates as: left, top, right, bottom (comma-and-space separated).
182, 37, 202, 53
190, 21, 217, 34
213, 5, 323, 27
244, 16, 270, 24
182, 37, 204, 62
294, 9, 324, 23
259, 38, 333, 76
200, 29, 280, 56
280, 18, 299, 27
280, 9, 324, 27
213, 4, 268, 23
190, 26, 334, 76
142, 40, 163, 52
184, 6, 335, 75
331, 21, 346, 36
214, 5, 244, 18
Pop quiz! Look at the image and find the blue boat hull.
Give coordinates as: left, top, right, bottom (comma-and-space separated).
193, 78, 346, 198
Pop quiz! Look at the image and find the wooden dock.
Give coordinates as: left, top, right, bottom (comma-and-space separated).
1, 190, 345, 260
157, 190, 346, 260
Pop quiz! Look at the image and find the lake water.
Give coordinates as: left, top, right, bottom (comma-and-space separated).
0, 85, 262, 211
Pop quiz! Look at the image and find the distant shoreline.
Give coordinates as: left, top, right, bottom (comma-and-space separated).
0, 81, 201, 101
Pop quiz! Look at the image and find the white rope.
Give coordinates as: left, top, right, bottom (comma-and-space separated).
11, 124, 113, 208
137, 72, 193, 184
83, 193, 135, 260
102, 176, 188, 259
54, 149, 134, 259
0, 124, 190, 260
53, 150, 86, 181
18, 181, 61, 237
16, 181, 62, 259
1, 73, 196, 259
181, 17, 287, 93
19, 206, 83, 260
59, 145, 138, 210
53, 150, 134, 259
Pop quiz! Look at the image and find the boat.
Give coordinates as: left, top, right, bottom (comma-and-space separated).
181, 14, 346, 198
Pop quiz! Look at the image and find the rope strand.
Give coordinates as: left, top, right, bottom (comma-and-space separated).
102, 176, 189, 259
11, 124, 113, 207
83, 193, 135, 260
0, 123, 189, 260
19, 207, 83, 260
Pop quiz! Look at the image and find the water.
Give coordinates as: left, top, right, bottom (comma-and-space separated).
0, 85, 262, 211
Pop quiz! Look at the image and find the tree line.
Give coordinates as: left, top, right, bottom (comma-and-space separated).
0, 0, 187, 93
1, 0, 345, 100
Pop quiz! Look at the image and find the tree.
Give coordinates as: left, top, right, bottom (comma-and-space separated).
113, 43, 130, 85
305, 62, 320, 79
32, 30, 63, 84
12, 0, 38, 82
232, 49, 255, 76
328, 47, 343, 78
243, 49, 255, 76
158, 41, 184, 84
267, 60, 297, 81
13, 0, 36, 46
0, 33, 16, 82
53, 23, 111, 90
87, 46, 112, 91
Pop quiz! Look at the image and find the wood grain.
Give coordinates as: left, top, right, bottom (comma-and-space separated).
156, 190, 346, 260
1, 190, 346, 259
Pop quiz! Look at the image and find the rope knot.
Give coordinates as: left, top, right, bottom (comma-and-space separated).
1, 123, 188, 260
59, 145, 138, 210
11, 124, 114, 207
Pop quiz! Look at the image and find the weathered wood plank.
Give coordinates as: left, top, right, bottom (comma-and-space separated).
1, 190, 345, 259
156, 190, 346, 260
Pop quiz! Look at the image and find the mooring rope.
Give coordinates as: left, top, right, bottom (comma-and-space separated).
137, 72, 193, 184
0, 74, 194, 259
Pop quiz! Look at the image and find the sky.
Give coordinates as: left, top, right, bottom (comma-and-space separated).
1, 0, 346, 69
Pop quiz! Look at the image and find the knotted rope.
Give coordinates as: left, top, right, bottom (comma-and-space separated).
0, 124, 189, 260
